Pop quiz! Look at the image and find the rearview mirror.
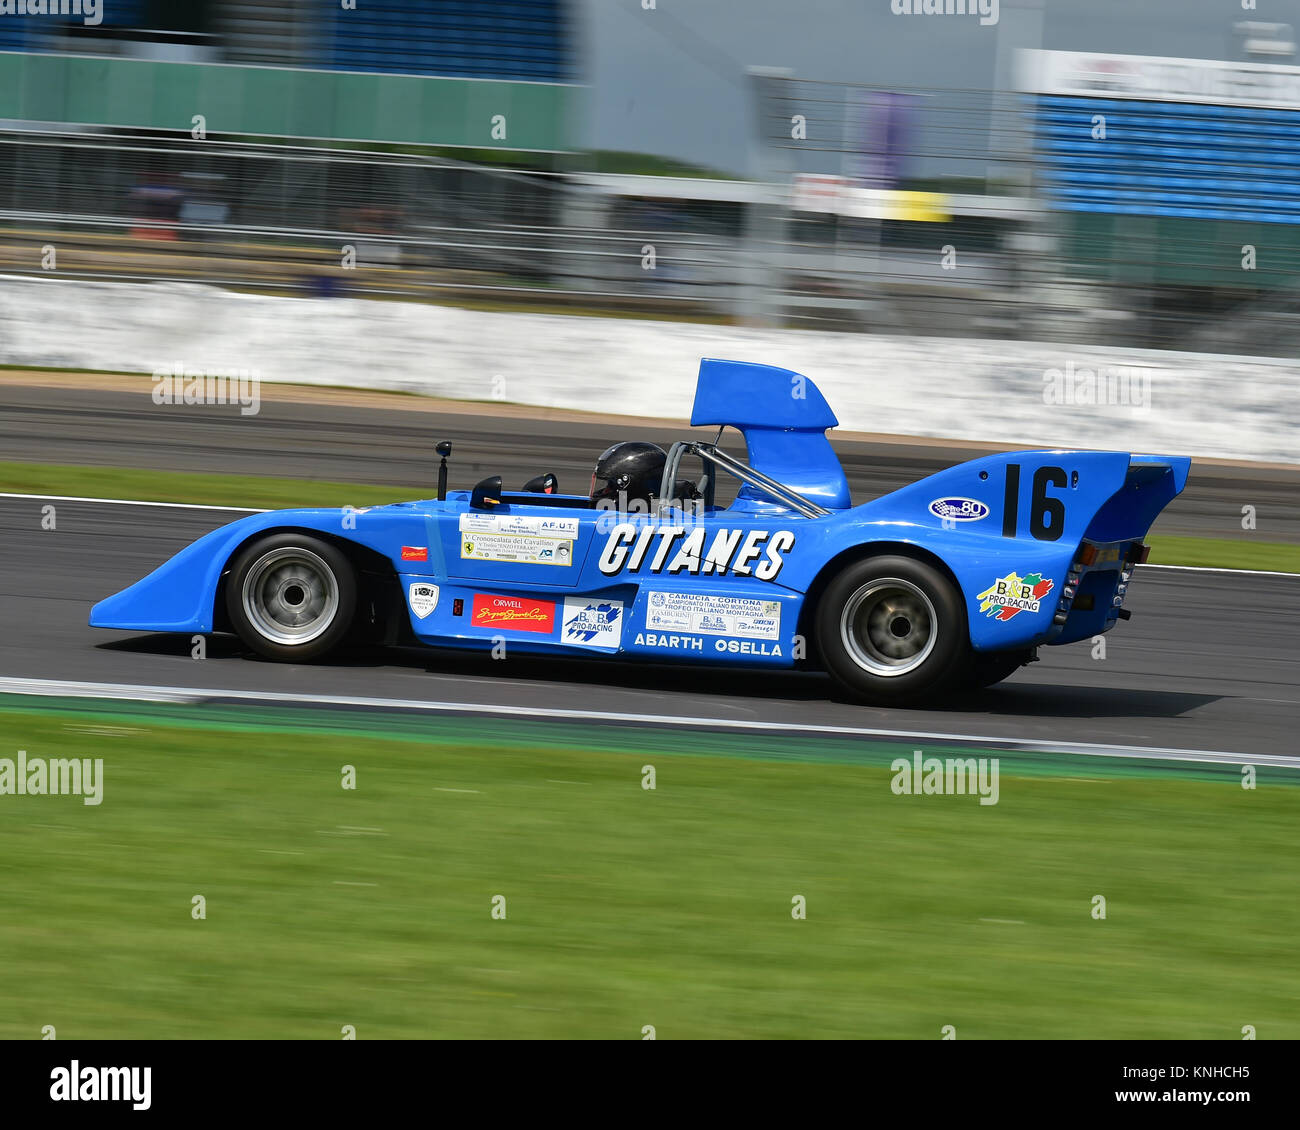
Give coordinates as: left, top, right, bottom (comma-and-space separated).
470, 475, 503, 510
522, 472, 559, 495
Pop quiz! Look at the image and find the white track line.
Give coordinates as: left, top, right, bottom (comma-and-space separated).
1142, 563, 1298, 578
2, 492, 1296, 577
0, 492, 265, 512
1, 676, 1292, 769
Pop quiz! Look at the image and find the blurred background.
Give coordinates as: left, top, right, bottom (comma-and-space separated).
0, 0, 1298, 351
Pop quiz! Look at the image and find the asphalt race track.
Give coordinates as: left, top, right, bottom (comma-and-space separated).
3, 379, 1299, 542
1, 496, 1295, 759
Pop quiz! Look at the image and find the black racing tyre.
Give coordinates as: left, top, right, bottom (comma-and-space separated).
815, 555, 968, 705
961, 649, 1033, 691
225, 533, 357, 661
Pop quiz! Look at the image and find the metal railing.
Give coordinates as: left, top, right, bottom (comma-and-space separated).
2, 102, 1298, 354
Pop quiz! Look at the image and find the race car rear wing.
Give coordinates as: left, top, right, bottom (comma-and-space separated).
689, 358, 852, 510
1081, 454, 1191, 544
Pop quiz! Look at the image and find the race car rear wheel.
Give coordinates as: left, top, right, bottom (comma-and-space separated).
226, 534, 357, 661
815, 556, 967, 705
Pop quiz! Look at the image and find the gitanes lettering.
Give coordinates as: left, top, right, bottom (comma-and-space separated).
599, 525, 794, 580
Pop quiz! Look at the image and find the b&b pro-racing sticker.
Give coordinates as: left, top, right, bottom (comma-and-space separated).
976, 571, 1054, 621
561, 597, 623, 647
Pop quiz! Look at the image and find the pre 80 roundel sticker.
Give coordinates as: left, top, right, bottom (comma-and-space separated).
928, 497, 989, 522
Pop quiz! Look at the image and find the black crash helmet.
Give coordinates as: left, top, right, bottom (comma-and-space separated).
589, 441, 667, 508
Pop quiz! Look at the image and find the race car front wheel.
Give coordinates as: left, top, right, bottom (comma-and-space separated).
225, 533, 357, 661
815, 555, 967, 705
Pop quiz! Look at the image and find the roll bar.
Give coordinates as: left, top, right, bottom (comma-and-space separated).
658, 440, 829, 519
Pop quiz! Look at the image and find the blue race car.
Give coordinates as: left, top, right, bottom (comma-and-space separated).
90, 358, 1191, 705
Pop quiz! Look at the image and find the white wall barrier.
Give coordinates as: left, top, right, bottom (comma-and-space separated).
1, 276, 1295, 464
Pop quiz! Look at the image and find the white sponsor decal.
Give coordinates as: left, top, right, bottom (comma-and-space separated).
561, 597, 623, 648
459, 513, 580, 538
928, 497, 989, 522
714, 639, 783, 657
407, 581, 439, 619
633, 631, 703, 651
645, 592, 781, 640
598, 525, 794, 580
461, 533, 573, 566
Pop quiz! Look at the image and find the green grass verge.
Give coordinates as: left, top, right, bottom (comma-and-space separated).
2, 460, 1297, 573
1145, 535, 1298, 573
0, 702, 1296, 1039
0, 460, 412, 511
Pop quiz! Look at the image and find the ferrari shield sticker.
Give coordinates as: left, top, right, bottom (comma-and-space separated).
561, 597, 623, 647
462, 533, 572, 566
459, 513, 577, 566
645, 592, 781, 640
407, 582, 440, 619
976, 570, 1054, 621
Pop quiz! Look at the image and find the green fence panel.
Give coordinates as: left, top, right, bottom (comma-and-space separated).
0, 52, 575, 151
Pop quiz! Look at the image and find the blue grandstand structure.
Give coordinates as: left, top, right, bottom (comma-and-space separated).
1036, 95, 1300, 226
0, 0, 574, 83
319, 0, 573, 82
0, 0, 148, 51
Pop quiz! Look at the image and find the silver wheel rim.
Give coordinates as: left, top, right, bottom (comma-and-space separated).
241, 546, 340, 646
840, 578, 938, 678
